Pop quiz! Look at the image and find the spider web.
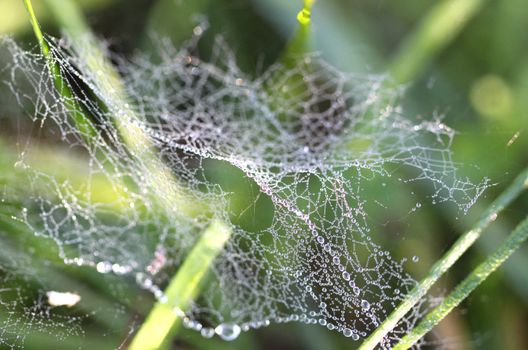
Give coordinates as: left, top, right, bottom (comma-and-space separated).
0, 30, 489, 348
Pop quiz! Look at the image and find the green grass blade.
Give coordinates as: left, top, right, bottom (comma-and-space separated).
391, 0, 490, 82
129, 220, 231, 350
358, 167, 528, 350
22, 0, 98, 142
23, 0, 47, 53
393, 215, 528, 349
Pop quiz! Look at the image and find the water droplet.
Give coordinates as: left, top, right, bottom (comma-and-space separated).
193, 26, 203, 36
342, 271, 350, 281
112, 264, 124, 274
14, 160, 26, 169
157, 293, 168, 303
215, 323, 241, 341
352, 333, 360, 341
152, 287, 163, 299
173, 307, 185, 317
135, 273, 152, 288
343, 327, 353, 337
360, 300, 370, 310
96, 261, 112, 274
200, 327, 215, 338
183, 317, 193, 328
412, 255, 420, 263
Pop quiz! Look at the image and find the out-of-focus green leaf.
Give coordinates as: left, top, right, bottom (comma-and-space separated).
143, 0, 284, 73
0, 0, 117, 35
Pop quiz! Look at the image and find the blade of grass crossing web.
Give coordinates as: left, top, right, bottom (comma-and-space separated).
22, 0, 98, 142
393, 215, 528, 349
358, 167, 528, 350
128, 221, 231, 350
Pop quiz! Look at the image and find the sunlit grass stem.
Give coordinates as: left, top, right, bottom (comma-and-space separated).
129, 221, 231, 350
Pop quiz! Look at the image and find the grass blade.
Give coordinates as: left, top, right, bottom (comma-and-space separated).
128, 221, 231, 350
393, 215, 528, 349
358, 167, 528, 350
22, 0, 98, 141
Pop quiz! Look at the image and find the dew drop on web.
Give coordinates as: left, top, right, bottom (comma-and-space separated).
361, 299, 370, 310
200, 327, 215, 338
215, 323, 241, 341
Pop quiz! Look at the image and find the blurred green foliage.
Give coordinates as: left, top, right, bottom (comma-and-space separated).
0, 0, 527, 349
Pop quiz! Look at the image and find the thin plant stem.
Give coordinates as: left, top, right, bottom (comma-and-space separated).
282, 0, 317, 64
393, 215, 528, 349
358, 167, 528, 350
